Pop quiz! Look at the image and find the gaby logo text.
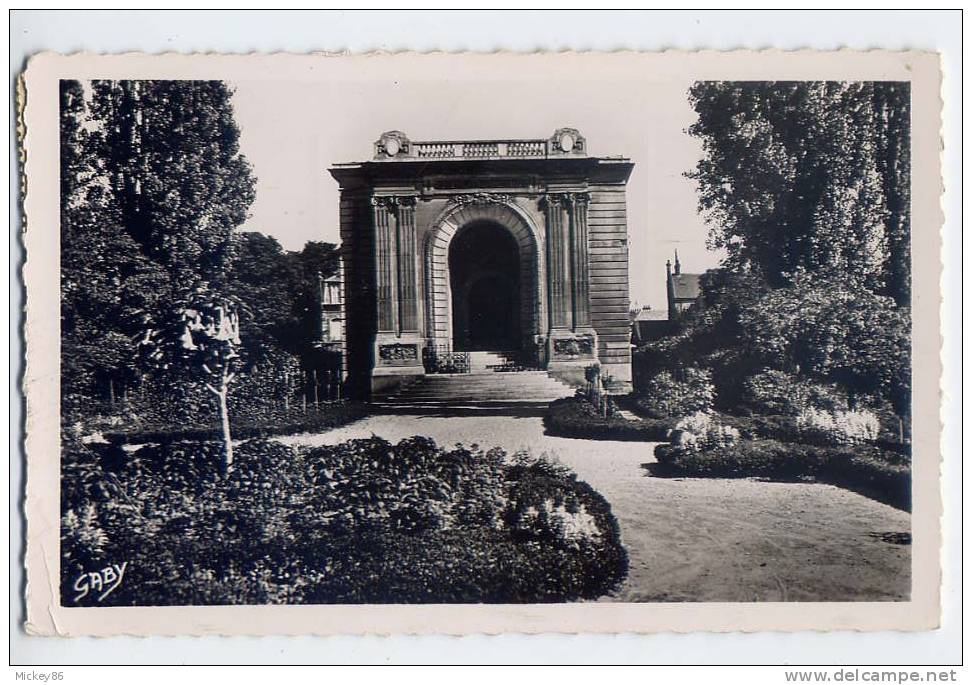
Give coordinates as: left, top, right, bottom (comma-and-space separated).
72, 562, 128, 603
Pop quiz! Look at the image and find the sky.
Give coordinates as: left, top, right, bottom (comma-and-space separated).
230, 74, 722, 311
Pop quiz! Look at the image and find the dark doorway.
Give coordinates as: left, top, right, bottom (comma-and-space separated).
449, 221, 521, 351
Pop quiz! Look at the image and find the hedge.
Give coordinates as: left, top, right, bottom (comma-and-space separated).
101, 401, 369, 444
543, 397, 671, 441
654, 438, 910, 510
712, 413, 911, 457
62, 435, 628, 605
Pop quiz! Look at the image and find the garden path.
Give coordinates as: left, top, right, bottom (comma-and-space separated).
280, 413, 911, 602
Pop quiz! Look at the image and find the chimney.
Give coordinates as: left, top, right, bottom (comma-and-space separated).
674, 249, 681, 276
666, 259, 672, 278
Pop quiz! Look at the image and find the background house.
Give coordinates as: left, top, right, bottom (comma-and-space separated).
666, 250, 702, 321
630, 306, 673, 345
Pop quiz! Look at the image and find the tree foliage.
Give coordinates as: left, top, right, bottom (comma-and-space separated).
89, 80, 256, 289
643, 81, 915, 425
60, 77, 345, 437
61, 79, 257, 421
687, 81, 910, 304
226, 233, 340, 364
140, 288, 244, 472
737, 272, 911, 410
60, 80, 168, 406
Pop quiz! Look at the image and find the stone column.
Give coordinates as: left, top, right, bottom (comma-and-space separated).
569, 192, 592, 329
543, 191, 598, 387
370, 194, 424, 395
395, 196, 418, 333
542, 193, 572, 330
371, 196, 397, 332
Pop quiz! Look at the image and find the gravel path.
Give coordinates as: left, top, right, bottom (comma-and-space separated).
280, 413, 911, 602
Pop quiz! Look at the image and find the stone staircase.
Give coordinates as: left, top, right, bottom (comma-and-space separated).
467, 350, 521, 372
372, 351, 575, 410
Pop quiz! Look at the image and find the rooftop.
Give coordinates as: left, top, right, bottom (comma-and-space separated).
372, 128, 595, 161
670, 273, 702, 301
632, 308, 670, 322
328, 128, 634, 186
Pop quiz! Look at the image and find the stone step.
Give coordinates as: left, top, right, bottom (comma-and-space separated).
374, 368, 574, 406
410, 379, 568, 390
405, 378, 567, 388
419, 371, 550, 380
371, 399, 550, 412
466, 351, 522, 371
394, 392, 569, 400
383, 388, 571, 398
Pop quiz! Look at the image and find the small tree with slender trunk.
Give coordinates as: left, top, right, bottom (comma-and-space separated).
141, 288, 243, 474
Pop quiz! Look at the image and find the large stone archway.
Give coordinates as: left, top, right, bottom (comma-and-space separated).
329, 130, 635, 397
424, 199, 545, 355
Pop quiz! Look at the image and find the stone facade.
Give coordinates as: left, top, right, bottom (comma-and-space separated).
329, 129, 634, 397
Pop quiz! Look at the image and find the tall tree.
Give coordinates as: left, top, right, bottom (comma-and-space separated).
687, 81, 910, 301
60, 80, 168, 407
82, 80, 256, 438
872, 82, 912, 305
89, 80, 256, 291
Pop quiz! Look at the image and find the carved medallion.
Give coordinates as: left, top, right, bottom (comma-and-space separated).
378, 343, 419, 365
452, 192, 513, 206
552, 334, 595, 358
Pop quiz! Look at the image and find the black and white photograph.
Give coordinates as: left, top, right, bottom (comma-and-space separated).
20, 47, 945, 637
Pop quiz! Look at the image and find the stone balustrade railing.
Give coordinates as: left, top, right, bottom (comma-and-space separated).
374, 129, 587, 160
410, 139, 551, 159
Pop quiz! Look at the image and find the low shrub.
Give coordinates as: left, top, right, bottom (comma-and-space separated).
544, 397, 670, 441
654, 438, 909, 510
717, 412, 908, 455
738, 369, 848, 416
670, 411, 741, 452
632, 367, 715, 419
61, 434, 628, 605
795, 406, 881, 446
102, 401, 369, 444
718, 413, 800, 442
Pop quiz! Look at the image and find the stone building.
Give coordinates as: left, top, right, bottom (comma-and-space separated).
666, 250, 703, 321
329, 129, 634, 399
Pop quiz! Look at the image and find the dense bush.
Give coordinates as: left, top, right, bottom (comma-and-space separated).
654, 438, 909, 510
61, 435, 627, 605
738, 369, 848, 416
632, 367, 715, 419
738, 274, 911, 408
630, 268, 910, 432
543, 397, 670, 441
101, 401, 368, 444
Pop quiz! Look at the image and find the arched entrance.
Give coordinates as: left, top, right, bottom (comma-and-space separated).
449, 221, 521, 351
424, 199, 545, 358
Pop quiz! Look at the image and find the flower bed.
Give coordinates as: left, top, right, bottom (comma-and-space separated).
543, 397, 670, 442
61, 434, 628, 605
